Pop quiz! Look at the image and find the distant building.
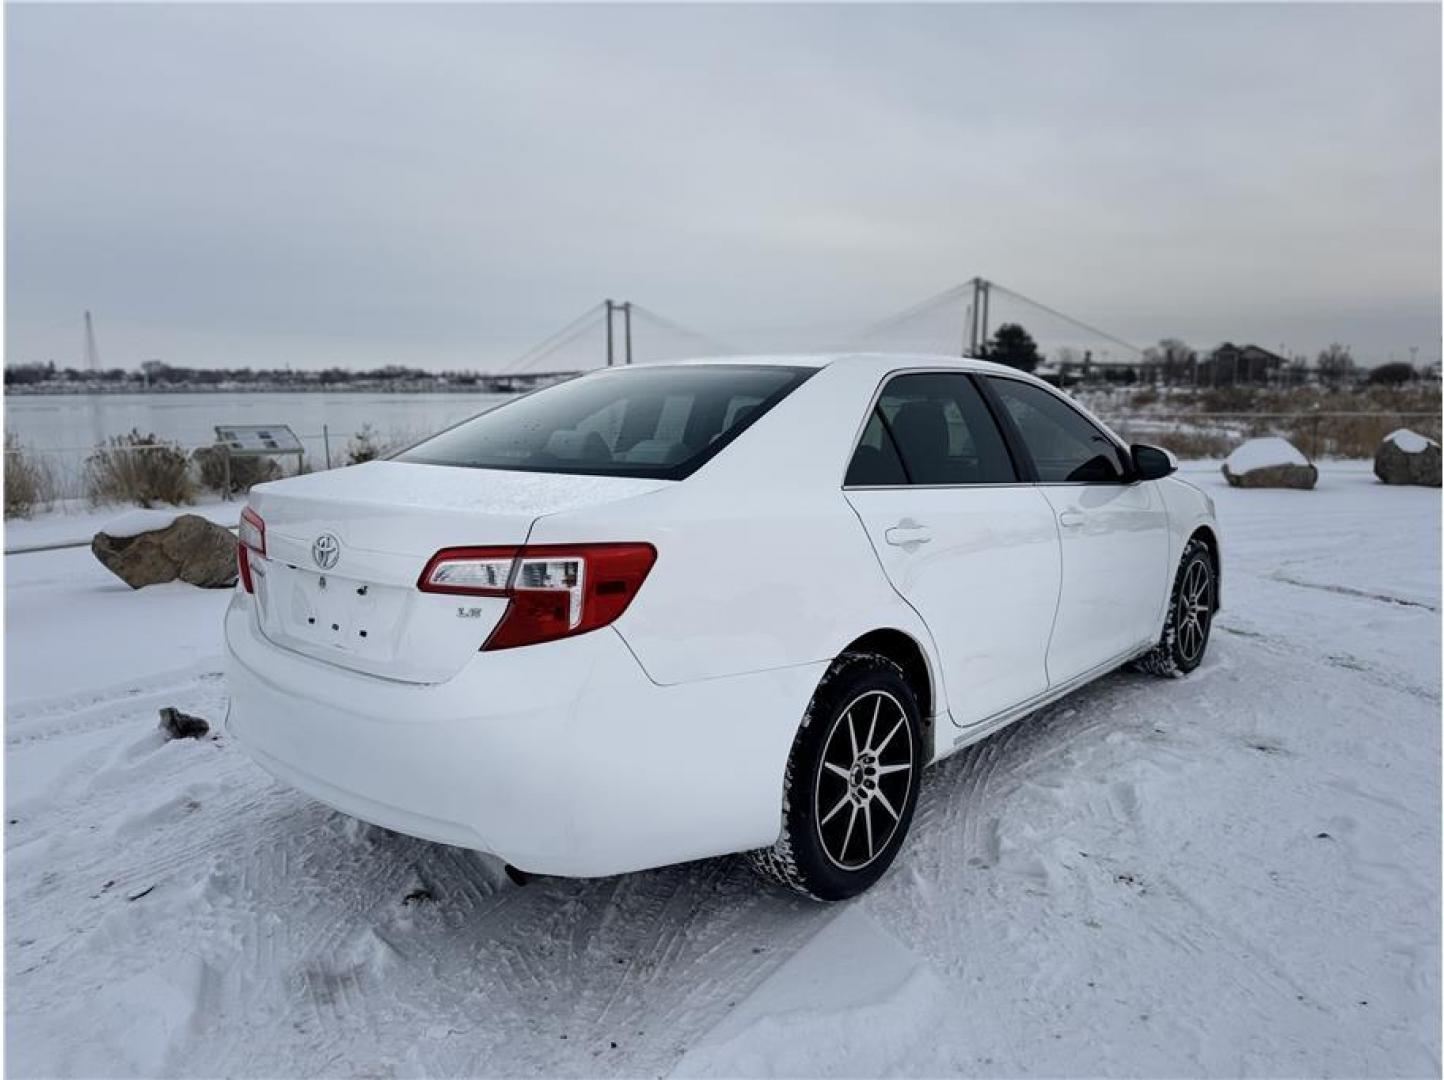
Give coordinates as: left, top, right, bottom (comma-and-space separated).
1199, 343, 1290, 387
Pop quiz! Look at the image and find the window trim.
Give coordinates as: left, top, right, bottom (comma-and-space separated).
977, 372, 1138, 487
840, 367, 1031, 491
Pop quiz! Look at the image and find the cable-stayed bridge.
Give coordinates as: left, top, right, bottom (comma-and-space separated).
487, 279, 1143, 388
849, 278, 1143, 367
489, 299, 737, 391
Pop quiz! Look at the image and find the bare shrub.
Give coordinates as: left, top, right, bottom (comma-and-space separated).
84, 430, 195, 507
1149, 430, 1235, 460
1283, 413, 1444, 460
192, 445, 281, 496
346, 424, 387, 465
4, 435, 56, 518
1197, 386, 1257, 413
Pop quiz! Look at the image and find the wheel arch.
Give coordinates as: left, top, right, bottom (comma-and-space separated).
1188, 524, 1222, 610
835, 628, 937, 760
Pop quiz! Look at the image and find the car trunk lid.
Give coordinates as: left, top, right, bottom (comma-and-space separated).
244, 460, 669, 683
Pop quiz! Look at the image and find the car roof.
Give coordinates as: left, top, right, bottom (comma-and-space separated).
611, 352, 1043, 381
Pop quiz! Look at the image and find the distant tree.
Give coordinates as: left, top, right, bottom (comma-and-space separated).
1366, 361, 1417, 386
4, 363, 54, 386
983, 323, 1042, 373
1149, 338, 1197, 386
1316, 343, 1356, 389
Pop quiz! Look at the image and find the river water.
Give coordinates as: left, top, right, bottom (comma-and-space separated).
3, 391, 514, 495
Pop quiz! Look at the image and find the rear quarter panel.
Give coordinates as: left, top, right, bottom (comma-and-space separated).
523, 361, 950, 712
528, 484, 938, 690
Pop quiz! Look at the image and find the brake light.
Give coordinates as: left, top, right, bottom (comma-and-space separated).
418, 543, 657, 650
237, 506, 265, 593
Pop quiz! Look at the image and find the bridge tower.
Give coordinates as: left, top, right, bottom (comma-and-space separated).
83, 310, 101, 372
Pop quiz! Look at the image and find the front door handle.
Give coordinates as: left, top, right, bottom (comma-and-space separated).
1058, 509, 1086, 529
885, 522, 933, 547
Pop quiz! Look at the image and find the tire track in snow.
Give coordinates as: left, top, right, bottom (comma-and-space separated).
883, 663, 1176, 978
1268, 572, 1438, 613
164, 802, 833, 1077
1215, 611, 1441, 706
6, 665, 226, 743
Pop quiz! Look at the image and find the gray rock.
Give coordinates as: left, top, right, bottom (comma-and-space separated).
1221, 461, 1318, 489
158, 707, 210, 740
92, 513, 238, 589
1221, 436, 1319, 490
1373, 431, 1442, 487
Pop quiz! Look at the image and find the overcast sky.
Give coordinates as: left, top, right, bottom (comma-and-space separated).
6, 3, 1440, 371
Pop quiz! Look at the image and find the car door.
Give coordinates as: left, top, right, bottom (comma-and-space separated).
982, 375, 1171, 685
844, 371, 1062, 728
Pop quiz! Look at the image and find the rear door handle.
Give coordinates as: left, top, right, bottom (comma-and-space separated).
885, 523, 933, 547
1058, 509, 1085, 529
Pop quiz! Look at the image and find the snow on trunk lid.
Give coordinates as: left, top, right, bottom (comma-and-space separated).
244, 460, 670, 683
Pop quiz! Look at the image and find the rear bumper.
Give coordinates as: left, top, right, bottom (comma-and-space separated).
224, 593, 825, 877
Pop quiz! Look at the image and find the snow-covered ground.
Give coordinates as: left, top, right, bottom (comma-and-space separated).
4, 497, 240, 553
5, 462, 1440, 1077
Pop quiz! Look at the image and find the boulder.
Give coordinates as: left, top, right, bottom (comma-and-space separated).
92, 513, 238, 589
158, 707, 210, 740
1221, 436, 1317, 490
1373, 429, 1442, 487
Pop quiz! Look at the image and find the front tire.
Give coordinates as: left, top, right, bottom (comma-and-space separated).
749, 652, 923, 901
1136, 537, 1215, 677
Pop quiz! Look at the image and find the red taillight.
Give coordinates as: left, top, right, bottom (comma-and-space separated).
238, 546, 254, 593
418, 543, 657, 650
238, 506, 266, 594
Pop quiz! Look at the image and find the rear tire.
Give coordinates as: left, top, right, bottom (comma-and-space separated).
749, 652, 923, 901
1135, 537, 1215, 678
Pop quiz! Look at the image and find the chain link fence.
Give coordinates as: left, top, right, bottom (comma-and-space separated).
3, 424, 436, 511
1100, 411, 1441, 461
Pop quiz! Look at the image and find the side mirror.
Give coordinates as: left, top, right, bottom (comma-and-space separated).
1131, 443, 1177, 481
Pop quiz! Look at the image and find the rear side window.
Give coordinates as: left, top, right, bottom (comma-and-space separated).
845, 410, 910, 486
397, 365, 816, 480
986, 377, 1128, 483
846, 372, 1016, 486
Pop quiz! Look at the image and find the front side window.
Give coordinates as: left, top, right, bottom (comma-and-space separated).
986, 377, 1129, 483
397, 365, 816, 480
845, 372, 1016, 486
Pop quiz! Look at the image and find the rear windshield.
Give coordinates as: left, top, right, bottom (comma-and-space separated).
396, 364, 817, 480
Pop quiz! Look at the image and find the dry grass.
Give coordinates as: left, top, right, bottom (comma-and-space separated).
1190, 384, 1441, 418
4, 435, 57, 518
1101, 383, 1441, 460
1281, 413, 1442, 460
84, 430, 195, 507
1146, 430, 1236, 459
192, 445, 281, 496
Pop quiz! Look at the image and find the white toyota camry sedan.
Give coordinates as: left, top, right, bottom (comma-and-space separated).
226, 354, 1219, 900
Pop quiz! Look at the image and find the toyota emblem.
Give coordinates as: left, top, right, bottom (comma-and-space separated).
311, 533, 341, 570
